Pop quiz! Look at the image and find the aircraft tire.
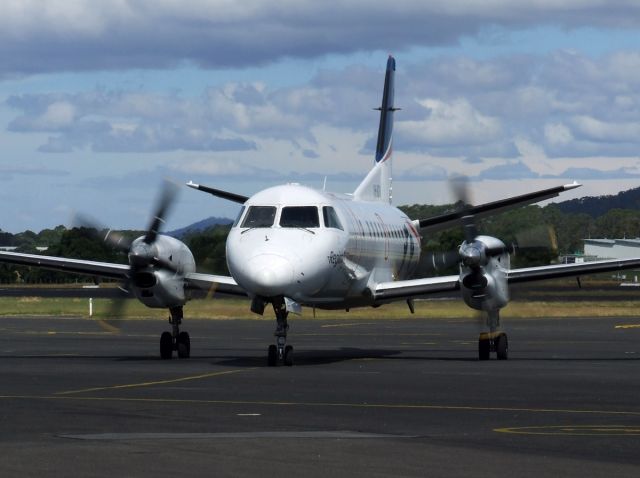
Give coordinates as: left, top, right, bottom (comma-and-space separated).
496, 334, 508, 360
478, 337, 491, 361
177, 331, 191, 359
160, 331, 173, 360
284, 345, 294, 367
267, 344, 278, 367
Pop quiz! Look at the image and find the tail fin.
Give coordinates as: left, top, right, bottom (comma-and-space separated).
354, 55, 397, 203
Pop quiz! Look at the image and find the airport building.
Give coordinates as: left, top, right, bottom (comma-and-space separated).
584, 238, 640, 260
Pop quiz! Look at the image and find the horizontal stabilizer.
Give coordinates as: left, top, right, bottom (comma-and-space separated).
186, 181, 248, 204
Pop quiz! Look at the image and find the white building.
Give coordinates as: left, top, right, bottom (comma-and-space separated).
584, 239, 640, 260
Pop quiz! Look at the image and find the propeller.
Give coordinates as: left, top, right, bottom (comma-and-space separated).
74, 180, 181, 331
423, 176, 558, 274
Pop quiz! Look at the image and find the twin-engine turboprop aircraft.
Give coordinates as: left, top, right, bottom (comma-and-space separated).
3, 56, 640, 364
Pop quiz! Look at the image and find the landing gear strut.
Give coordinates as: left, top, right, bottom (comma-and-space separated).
478, 309, 508, 361
160, 306, 190, 359
267, 298, 293, 366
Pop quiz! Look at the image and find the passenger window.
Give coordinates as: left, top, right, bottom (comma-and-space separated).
232, 206, 246, 227
241, 206, 277, 228
322, 206, 344, 230
280, 206, 320, 228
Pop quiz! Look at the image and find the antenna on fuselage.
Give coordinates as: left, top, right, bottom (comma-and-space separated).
323, 176, 327, 191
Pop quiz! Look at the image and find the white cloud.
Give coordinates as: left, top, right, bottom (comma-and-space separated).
397, 98, 503, 148
544, 123, 573, 146
2, 1, 640, 76
571, 115, 640, 143
33, 101, 76, 130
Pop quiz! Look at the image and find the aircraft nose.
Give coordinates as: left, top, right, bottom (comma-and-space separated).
245, 254, 295, 296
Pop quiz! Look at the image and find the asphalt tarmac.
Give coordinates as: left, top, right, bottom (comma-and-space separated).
0, 314, 639, 477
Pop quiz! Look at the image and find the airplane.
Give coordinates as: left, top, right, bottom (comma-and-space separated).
2, 55, 640, 364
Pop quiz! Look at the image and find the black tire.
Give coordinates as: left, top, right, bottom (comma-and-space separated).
267, 344, 278, 367
478, 338, 490, 361
160, 331, 173, 360
496, 334, 508, 360
177, 331, 191, 359
284, 345, 294, 367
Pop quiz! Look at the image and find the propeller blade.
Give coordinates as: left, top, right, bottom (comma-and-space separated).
94, 285, 132, 334
514, 225, 558, 253
461, 215, 478, 245
420, 249, 461, 273
104, 229, 133, 252
73, 213, 132, 252
450, 175, 472, 209
450, 176, 478, 244
145, 180, 179, 244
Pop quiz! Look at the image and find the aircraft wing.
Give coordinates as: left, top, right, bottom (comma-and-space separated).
372, 257, 640, 301
0, 251, 248, 296
186, 181, 249, 204
417, 182, 580, 233
373, 275, 460, 301
184, 272, 248, 297
507, 257, 640, 283
0, 250, 129, 279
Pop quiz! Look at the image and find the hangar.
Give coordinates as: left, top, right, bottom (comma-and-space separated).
584, 238, 640, 260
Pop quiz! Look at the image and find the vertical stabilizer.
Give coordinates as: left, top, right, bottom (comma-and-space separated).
354, 55, 397, 203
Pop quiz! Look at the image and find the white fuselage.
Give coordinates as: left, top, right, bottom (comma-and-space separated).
226, 184, 421, 309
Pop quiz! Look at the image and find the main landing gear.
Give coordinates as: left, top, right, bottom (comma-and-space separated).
478, 309, 508, 361
160, 306, 190, 359
267, 298, 293, 367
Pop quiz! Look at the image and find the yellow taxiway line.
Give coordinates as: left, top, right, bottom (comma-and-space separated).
495, 425, 640, 436
0, 393, 638, 417
56, 368, 255, 396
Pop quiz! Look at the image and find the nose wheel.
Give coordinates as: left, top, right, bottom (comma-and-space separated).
267, 342, 294, 367
267, 299, 293, 366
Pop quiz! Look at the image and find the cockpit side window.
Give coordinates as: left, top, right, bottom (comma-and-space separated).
322, 206, 344, 230
280, 206, 319, 228
240, 206, 277, 228
232, 206, 246, 227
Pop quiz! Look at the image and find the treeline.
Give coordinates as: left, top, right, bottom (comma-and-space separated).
0, 224, 232, 284
2, 203, 640, 283
401, 203, 640, 274
556, 186, 640, 217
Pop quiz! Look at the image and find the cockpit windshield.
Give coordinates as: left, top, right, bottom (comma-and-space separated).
240, 206, 277, 228
322, 206, 343, 230
279, 206, 320, 228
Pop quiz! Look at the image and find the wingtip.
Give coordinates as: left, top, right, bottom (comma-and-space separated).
563, 181, 582, 190
186, 180, 199, 189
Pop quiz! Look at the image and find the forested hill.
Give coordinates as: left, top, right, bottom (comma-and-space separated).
555, 186, 640, 217
167, 216, 233, 238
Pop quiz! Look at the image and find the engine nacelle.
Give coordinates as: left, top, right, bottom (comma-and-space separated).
130, 235, 196, 309
459, 235, 510, 312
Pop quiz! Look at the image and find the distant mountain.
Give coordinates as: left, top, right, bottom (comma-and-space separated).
555, 186, 640, 217
167, 216, 233, 238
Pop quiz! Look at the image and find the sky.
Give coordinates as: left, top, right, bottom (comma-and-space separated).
2, 0, 640, 233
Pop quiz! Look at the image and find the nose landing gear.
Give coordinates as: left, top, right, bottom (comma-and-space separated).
267, 298, 293, 366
